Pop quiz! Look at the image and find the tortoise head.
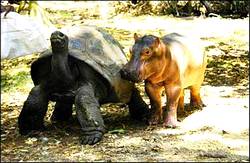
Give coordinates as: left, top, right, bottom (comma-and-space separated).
50, 31, 69, 52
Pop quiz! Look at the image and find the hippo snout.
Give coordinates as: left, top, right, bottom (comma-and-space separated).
120, 68, 141, 83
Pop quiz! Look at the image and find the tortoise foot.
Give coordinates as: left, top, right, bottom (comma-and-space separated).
80, 126, 106, 145
80, 130, 104, 145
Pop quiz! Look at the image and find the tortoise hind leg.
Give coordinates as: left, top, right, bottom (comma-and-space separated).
18, 85, 48, 135
51, 102, 73, 122
127, 88, 150, 121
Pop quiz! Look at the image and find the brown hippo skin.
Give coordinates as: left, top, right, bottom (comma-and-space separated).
120, 33, 207, 128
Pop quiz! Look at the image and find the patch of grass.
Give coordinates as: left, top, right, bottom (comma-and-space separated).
46, 9, 74, 19
1, 54, 38, 93
204, 55, 249, 86
1, 71, 31, 93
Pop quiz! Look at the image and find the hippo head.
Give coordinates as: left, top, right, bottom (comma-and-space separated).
120, 33, 164, 83
50, 31, 69, 52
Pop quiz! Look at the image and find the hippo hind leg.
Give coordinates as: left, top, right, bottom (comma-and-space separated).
127, 88, 150, 121
177, 89, 186, 117
51, 102, 73, 122
190, 84, 206, 109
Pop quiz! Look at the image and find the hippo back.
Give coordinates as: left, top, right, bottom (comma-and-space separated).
61, 25, 134, 103
161, 33, 207, 87
162, 33, 206, 67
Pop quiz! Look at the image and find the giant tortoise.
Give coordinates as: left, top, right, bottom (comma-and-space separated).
18, 25, 149, 145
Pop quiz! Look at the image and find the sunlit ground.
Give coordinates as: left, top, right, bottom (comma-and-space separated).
154, 85, 249, 157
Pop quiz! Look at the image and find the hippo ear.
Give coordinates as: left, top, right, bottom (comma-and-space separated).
129, 47, 132, 53
154, 37, 160, 47
134, 33, 139, 41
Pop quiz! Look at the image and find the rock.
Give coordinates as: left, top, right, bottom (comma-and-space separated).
40, 137, 49, 143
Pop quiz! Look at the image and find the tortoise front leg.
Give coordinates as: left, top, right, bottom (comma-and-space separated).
18, 85, 48, 135
75, 83, 106, 145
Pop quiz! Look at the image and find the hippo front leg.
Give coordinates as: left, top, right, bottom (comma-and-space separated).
163, 85, 182, 128
145, 81, 164, 125
75, 83, 106, 145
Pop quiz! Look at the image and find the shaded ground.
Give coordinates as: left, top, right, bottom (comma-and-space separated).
1, 2, 249, 162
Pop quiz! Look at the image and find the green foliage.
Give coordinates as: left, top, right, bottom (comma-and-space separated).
114, 1, 153, 16
113, 0, 249, 18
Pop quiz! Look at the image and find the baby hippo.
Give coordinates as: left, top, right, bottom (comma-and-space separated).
120, 33, 207, 128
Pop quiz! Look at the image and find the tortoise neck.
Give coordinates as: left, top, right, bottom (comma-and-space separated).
51, 51, 73, 81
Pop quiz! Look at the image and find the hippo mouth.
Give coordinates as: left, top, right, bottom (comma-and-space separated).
120, 69, 144, 83
125, 76, 144, 83
131, 75, 144, 83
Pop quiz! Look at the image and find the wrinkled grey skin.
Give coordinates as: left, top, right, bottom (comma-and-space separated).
18, 26, 149, 145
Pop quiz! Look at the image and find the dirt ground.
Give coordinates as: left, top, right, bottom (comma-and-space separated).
1, 2, 249, 162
